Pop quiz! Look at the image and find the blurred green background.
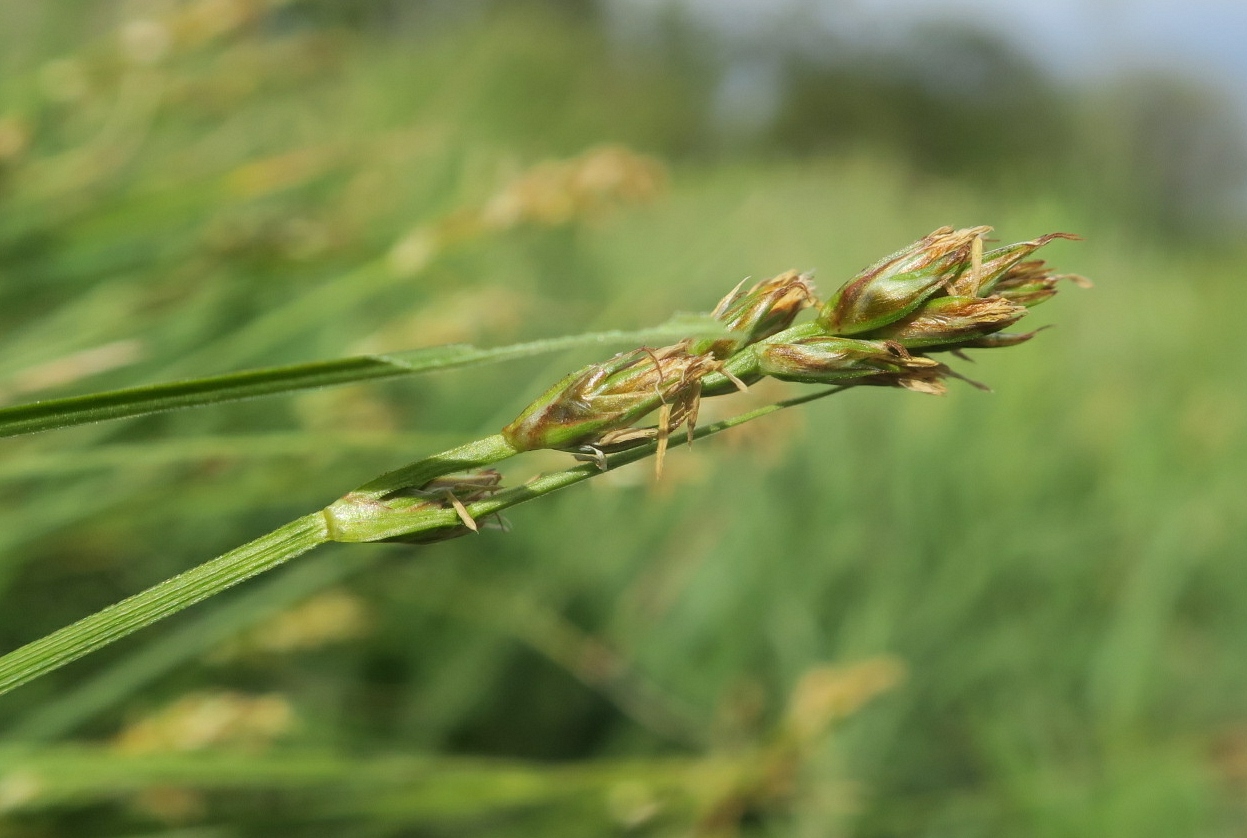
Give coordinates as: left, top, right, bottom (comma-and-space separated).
1, 1, 1246, 835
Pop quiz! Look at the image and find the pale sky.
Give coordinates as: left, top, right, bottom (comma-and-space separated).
607, 0, 1247, 108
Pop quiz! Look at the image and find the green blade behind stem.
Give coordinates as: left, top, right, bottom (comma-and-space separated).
0, 315, 725, 439
0, 514, 330, 697
0, 386, 841, 697
6, 549, 372, 741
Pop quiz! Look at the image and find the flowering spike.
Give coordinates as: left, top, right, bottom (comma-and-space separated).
817, 226, 991, 335
861, 296, 1027, 349
689, 270, 819, 358
501, 346, 717, 453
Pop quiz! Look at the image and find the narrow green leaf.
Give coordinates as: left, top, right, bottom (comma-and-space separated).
0, 515, 330, 696
0, 315, 726, 439
6, 549, 373, 741
0, 433, 447, 481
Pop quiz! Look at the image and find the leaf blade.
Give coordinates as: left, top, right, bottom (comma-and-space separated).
0, 316, 725, 439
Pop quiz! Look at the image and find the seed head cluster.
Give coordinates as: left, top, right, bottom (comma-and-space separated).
502, 226, 1085, 470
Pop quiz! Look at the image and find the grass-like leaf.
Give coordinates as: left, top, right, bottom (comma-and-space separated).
0, 315, 725, 439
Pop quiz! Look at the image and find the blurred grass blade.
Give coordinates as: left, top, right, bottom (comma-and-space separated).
0, 744, 721, 820
0, 315, 725, 439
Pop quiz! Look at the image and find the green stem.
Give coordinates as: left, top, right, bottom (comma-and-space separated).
0, 387, 842, 697
0, 514, 330, 696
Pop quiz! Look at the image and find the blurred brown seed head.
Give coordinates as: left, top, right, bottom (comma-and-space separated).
0, 117, 30, 162
174, 0, 258, 48
389, 146, 666, 278
785, 658, 906, 744
209, 591, 372, 661
480, 145, 666, 230
114, 692, 295, 755
0, 772, 41, 814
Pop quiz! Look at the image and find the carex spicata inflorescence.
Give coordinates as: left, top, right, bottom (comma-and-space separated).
502, 226, 1085, 472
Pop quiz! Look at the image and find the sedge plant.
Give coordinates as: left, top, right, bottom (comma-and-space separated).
0, 226, 1085, 696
